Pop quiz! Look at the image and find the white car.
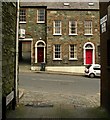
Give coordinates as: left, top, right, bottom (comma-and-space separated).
85, 64, 101, 78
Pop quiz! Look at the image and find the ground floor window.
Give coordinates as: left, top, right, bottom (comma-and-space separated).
53, 44, 62, 60
69, 44, 77, 60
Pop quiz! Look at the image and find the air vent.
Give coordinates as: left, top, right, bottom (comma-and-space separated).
64, 3, 70, 6
19, 29, 25, 38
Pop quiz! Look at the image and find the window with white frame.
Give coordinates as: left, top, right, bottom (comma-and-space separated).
37, 9, 45, 23
19, 9, 26, 23
53, 44, 62, 60
69, 44, 77, 60
69, 21, 77, 35
84, 21, 93, 35
53, 20, 62, 35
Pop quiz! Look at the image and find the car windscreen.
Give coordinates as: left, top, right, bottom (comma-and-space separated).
86, 64, 92, 69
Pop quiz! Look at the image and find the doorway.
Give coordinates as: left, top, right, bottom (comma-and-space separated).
86, 49, 93, 64
35, 40, 46, 63
83, 42, 95, 65
37, 47, 44, 63
19, 41, 31, 64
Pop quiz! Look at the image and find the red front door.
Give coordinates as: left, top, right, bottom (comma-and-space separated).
86, 49, 93, 64
37, 47, 44, 63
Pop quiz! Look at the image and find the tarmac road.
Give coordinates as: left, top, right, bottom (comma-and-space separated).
6, 71, 110, 118
19, 72, 100, 96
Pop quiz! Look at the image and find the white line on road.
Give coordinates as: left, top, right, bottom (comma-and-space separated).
31, 78, 75, 83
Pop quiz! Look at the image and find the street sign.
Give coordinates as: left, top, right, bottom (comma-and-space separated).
100, 15, 107, 33
6, 91, 14, 106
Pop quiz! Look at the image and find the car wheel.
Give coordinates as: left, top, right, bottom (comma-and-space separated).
89, 73, 95, 78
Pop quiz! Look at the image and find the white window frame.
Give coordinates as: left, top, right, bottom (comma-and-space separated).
84, 20, 93, 35
53, 20, 62, 35
69, 44, 78, 60
19, 9, 26, 23
69, 21, 78, 35
53, 44, 62, 60
37, 9, 45, 23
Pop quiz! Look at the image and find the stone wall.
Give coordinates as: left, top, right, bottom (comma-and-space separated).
19, 6, 100, 67
2, 2, 16, 97
100, 2, 110, 112
19, 8, 46, 64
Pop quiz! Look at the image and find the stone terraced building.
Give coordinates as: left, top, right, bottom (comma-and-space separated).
19, 1, 100, 73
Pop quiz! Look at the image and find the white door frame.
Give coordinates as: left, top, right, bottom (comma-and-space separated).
35, 40, 46, 63
83, 42, 95, 65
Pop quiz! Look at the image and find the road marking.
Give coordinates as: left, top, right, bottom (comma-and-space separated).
31, 78, 75, 83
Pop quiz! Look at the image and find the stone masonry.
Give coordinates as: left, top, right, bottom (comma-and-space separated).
2, 2, 16, 98
47, 10, 100, 66
20, 2, 100, 69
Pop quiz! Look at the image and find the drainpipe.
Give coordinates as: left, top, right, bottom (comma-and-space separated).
15, 0, 19, 102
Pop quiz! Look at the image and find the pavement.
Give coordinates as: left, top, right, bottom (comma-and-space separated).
6, 63, 110, 119
19, 63, 85, 76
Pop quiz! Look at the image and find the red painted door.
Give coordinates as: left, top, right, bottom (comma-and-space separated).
86, 49, 93, 64
37, 47, 44, 63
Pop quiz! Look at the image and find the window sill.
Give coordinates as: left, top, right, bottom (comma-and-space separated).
53, 34, 62, 36
69, 58, 78, 60
19, 21, 26, 24
37, 21, 45, 23
53, 59, 62, 60
69, 34, 78, 36
84, 34, 93, 36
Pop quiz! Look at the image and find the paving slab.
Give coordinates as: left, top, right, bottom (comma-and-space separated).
6, 89, 110, 119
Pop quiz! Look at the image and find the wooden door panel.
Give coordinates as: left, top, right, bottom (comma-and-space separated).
86, 49, 92, 64
37, 47, 44, 63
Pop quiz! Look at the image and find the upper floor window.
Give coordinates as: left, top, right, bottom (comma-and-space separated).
69, 44, 77, 60
37, 9, 45, 23
53, 20, 62, 35
84, 21, 93, 35
53, 44, 62, 60
19, 9, 26, 23
69, 21, 77, 35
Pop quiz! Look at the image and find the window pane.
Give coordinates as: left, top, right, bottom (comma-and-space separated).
69, 21, 77, 34
37, 9, 45, 22
69, 44, 77, 59
84, 21, 92, 34
54, 21, 61, 34
54, 44, 61, 59
20, 9, 26, 22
